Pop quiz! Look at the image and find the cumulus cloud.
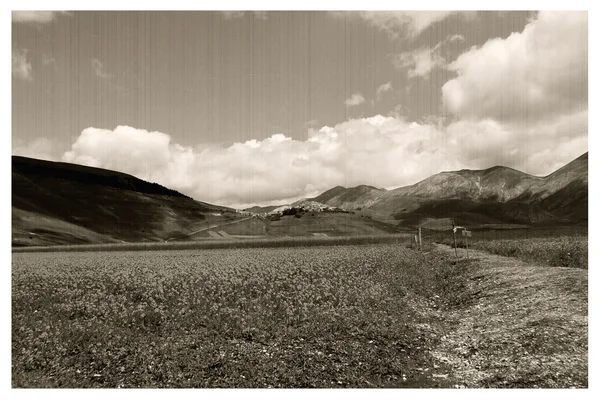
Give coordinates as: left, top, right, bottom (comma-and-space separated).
12, 11, 69, 23
12, 49, 32, 81
13, 137, 55, 161
376, 82, 392, 100
345, 92, 365, 107
92, 59, 113, 79
392, 34, 464, 78
445, 111, 587, 176
60, 122, 456, 208
59, 109, 586, 209
442, 11, 588, 122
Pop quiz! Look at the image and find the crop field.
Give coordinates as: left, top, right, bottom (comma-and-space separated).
12, 240, 587, 388
13, 244, 469, 388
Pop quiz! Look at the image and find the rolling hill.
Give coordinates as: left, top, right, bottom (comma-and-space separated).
12, 156, 237, 246
12, 156, 400, 246
312, 153, 588, 230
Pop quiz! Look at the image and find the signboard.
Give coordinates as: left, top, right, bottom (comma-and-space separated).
462, 230, 472, 237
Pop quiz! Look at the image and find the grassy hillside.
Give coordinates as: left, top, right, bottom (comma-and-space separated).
12, 156, 235, 246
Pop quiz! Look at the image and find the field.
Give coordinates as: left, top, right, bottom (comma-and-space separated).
427, 227, 588, 269
12, 244, 471, 388
12, 240, 588, 388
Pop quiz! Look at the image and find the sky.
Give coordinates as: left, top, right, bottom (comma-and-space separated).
12, 10, 588, 208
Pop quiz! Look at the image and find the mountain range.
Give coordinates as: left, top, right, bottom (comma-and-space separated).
310, 152, 588, 230
12, 152, 587, 246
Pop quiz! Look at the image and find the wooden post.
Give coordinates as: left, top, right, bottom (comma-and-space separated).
465, 234, 469, 259
414, 235, 419, 249
453, 229, 458, 258
418, 227, 422, 251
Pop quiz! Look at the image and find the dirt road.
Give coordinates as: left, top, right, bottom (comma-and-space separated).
428, 244, 588, 388
166, 217, 254, 242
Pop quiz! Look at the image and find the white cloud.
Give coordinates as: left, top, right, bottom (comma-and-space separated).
394, 47, 446, 78
92, 59, 112, 79
12, 11, 69, 24
445, 111, 588, 176
345, 92, 365, 107
448, 34, 465, 42
13, 138, 55, 161
349, 11, 457, 38
392, 34, 465, 78
12, 49, 32, 81
376, 82, 392, 100
442, 11, 588, 122
60, 107, 586, 208
61, 122, 457, 208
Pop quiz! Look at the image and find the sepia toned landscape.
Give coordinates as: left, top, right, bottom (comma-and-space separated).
11, 9, 588, 389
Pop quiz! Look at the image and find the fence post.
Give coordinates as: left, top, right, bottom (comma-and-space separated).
466, 234, 469, 259
418, 227, 422, 251
453, 229, 458, 258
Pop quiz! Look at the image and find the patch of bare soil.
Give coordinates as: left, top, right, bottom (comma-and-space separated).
429, 244, 587, 388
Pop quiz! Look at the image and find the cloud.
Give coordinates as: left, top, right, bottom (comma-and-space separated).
345, 92, 365, 107
59, 105, 586, 209
345, 11, 462, 38
61, 122, 458, 208
13, 138, 55, 161
392, 34, 464, 78
222, 11, 268, 20
92, 59, 113, 79
445, 111, 588, 176
12, 49, 32, 81
448, 34, 465, 42
42, 54, 56, 66
376, 82, 392, 100
442, 11, 588, 122
394, 47, 446, 78
12, 11, 69, 24
305, 119, 320, 128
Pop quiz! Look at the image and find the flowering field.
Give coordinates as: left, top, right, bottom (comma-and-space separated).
471, 236, 588, 269
432, 230, 588, 269
12, 244, 469, 388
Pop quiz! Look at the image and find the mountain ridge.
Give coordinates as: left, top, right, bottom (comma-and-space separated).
310, 153, 588, 229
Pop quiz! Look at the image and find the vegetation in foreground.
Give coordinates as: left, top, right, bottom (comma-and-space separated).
12, 244, 469, 388
12, 240, 587, 388
430, 228, 588, 269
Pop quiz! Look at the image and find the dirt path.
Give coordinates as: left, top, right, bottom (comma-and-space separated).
166, 217, 254, 242
429, 244, 588, 388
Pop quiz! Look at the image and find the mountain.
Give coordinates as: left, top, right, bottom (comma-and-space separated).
244, 205, 280, 214
12, 156, 236, 246
311, 185, 387, 210
313, 153, 588, 229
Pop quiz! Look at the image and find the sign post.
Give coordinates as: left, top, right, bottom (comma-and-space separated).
461, 229, 472, 259
453, 225, 465, 259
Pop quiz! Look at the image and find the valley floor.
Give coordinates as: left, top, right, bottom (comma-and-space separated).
12, 242, 587, 388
